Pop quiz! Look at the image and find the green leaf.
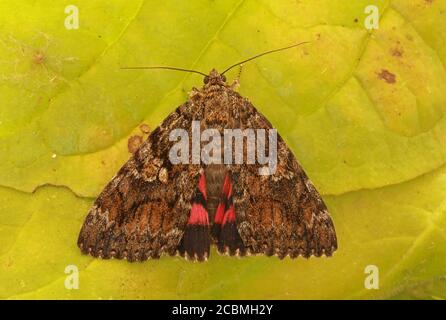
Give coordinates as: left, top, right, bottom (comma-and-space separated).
1, 0, 446, 299
390, 279, 446, 300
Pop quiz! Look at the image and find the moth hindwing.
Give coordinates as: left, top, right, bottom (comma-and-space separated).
78, 69, 337, 262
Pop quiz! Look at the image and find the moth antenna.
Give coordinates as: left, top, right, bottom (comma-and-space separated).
120, 66, 207, 77
221, 41, 310, 75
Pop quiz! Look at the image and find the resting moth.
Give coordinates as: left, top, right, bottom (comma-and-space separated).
77, 44, 338, 262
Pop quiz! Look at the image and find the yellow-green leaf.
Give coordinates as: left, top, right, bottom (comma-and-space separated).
1, 0, 446, 299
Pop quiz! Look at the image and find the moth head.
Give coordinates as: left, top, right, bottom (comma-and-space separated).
203, 69, 226, 86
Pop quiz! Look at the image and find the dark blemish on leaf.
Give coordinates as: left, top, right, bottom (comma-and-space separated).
33, 51, 45, 65
139, 123, 151, 134
406, 34, 414, 41
377, 69, 396, 84
354, 18, 359, 23
425, 0, 434, 5
392, 45, 404, 57
392, 50, 403, 57
128, 135, 143, 154
391, 41, 404, 57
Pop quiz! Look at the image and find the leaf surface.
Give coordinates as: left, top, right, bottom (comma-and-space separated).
1, 0, 446, 299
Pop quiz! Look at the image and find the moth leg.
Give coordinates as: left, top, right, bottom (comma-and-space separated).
178, 170, 211, 261
216, 174, 246, 256
230, 64, 243, 90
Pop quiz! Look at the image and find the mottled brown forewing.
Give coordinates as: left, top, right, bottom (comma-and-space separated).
77, 103, 203, 261
230, 104, 338, 258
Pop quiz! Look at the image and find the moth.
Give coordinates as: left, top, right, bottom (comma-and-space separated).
77, 43, 338, 262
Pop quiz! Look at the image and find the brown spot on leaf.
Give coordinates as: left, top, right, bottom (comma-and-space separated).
377, 69, 396, 84
33, 51, 45, 65
139, 123, 151, 134
392, 41, 404, 57
392, 48, 403, 57
127, 135, 143, 154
